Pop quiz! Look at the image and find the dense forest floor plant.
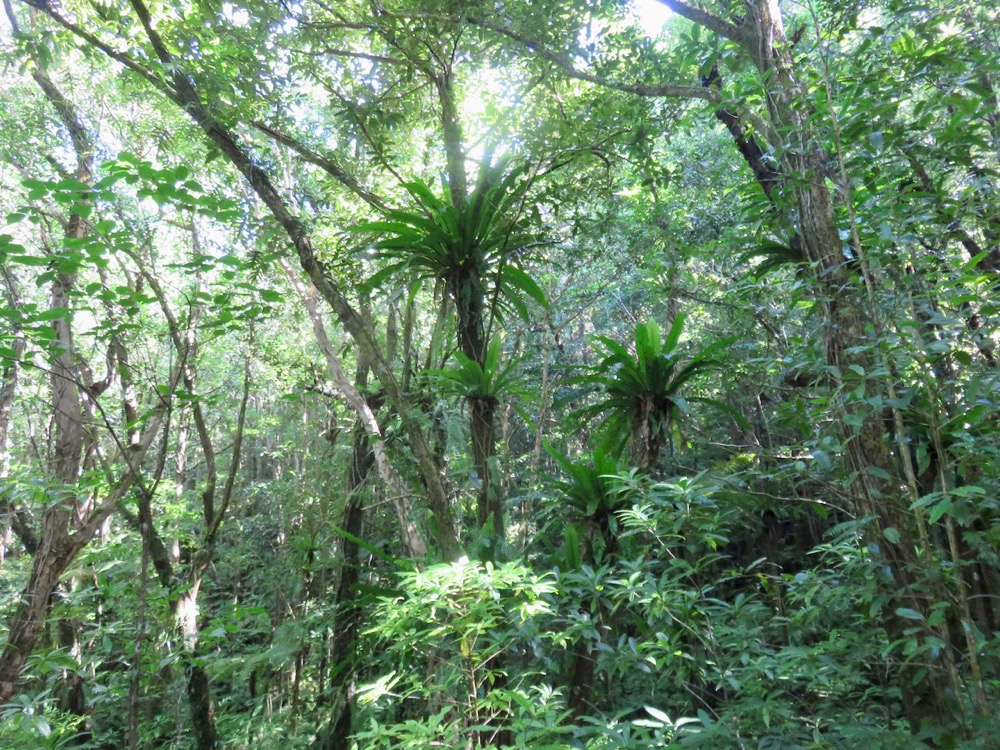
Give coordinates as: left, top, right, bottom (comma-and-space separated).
349, 474, 979, 749
352, 558, 565, 749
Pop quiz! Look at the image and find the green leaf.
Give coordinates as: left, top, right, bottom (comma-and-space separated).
34, 718, 52, 738
645, 705, 672, 725
34, 307, 70, 321
20, 177, 51, 192
500, 265, 547, 308
9, 254, 48, 267
910, 492, 941, 510
927, 499, 952, 524
663, 313, 684, 354
895, 607, 924, 622
949, 485, 985, 497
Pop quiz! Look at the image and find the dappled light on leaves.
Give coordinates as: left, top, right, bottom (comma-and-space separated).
0, 0, 998, 747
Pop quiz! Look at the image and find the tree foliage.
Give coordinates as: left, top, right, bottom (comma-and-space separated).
1, 0, 999, 747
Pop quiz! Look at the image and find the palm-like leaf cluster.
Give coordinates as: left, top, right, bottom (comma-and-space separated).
354, 161, 546, 356
427, 336, 522, 401
575, 314, 732, 472
547, 447, 631, 565
350, 161, 549, 549
548, 446, 626, 520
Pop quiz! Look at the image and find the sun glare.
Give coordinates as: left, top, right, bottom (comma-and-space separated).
630, 0, 673, 37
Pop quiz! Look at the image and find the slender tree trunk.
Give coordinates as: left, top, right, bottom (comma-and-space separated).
184, 654, 219, 750
280, 259, 428, 557
0, 4, 89, 695
439, 65, 506, 554
0, 284, 26, 561
470, 395, 501, 539
0, 539, 71, 699
455, 271, 508, 742
314, 397, 374, 750
455, 273, 505, 551
437, 72, 468, 210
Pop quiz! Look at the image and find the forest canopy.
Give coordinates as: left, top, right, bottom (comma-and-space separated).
1, 0, 998, 747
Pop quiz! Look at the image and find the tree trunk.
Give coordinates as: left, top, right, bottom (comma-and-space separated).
740, 0, 956, 731
185, 655, 220, 750
470, 395, 500, 535
0, 539, 71, 699
454, 273, 505, 553
567, 642, 596, 718
0, 6, 91, 694
0, 304, 27, 561
313, 424, 372, 750
437, 71, 468, 210
651, 0, 960, 732
281, 259, 427, 557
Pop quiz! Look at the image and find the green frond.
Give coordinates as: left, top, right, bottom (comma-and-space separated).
635, 319, 662, 366
427, 336, 523, 399
662, 312, 686, 354
402, 179, 447, 212
499, 265, 548, 309
739, 241, 805, 278
546, 445, 629, 517
573, 316, 736, 470
350, 163, 545, 323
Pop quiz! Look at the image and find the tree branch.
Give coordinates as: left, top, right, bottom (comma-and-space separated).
112, 0, 461, 559
279, 258, 427, 557
656, 0, 750, 46
311, 46, 407, 66
251, 120, 390, 211
13, 0, 173, 102
468, 16, 720, 104
205, 326, 253, 547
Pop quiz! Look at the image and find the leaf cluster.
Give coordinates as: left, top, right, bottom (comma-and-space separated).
353, 160, 547, 323
427, 335, 523, 401
573, 313, 734, 464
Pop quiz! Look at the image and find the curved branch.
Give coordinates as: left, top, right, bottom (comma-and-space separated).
279, 258, 428, 557
205, 327, 253, 547
13, 0, 172, 102
73, 0, 462, 559
310, 46, 408, 66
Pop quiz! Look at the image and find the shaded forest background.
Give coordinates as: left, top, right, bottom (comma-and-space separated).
1, 0, 999, 747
